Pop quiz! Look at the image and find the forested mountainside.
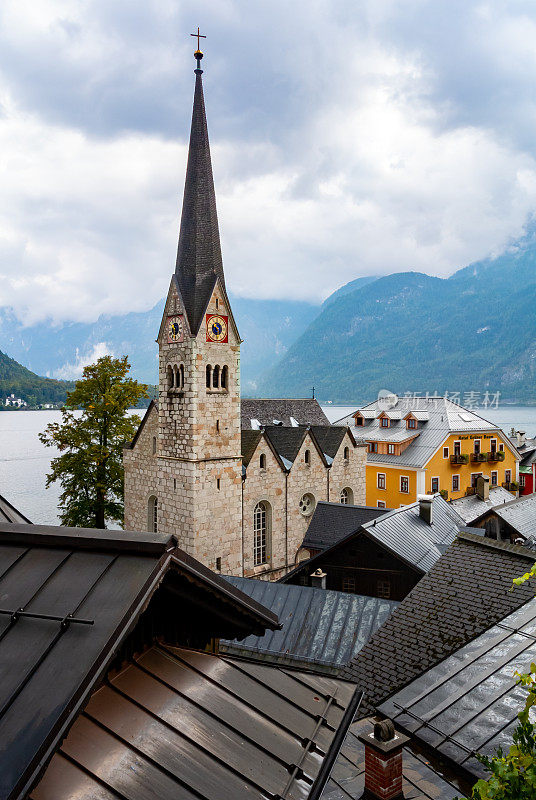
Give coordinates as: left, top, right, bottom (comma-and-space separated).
257, 246, 536, 404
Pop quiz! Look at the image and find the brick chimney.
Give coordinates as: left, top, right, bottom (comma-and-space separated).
418, 495, 434, 525
476, 475, 490, 501
310, 568, 327, 589
358, 719, 409, 800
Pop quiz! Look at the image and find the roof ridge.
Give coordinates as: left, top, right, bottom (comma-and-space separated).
458, 530, 536, 559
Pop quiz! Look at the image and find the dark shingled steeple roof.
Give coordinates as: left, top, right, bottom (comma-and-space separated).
175, 63, 225, 334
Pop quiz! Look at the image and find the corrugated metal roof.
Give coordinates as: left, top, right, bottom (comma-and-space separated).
494, 492, 536, 539
449, 486, 514, 524
220, 578, 397, 673
379, 597, 536, 780
336, 397, 507, 468
33, 645, 362, 800
361, 495, 465, 573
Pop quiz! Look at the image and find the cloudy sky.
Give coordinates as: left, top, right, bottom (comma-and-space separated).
1, 0, 536, 324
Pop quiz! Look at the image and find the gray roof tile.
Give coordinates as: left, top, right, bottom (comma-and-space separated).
241, 398, 329, 428
303, 502, 390, 552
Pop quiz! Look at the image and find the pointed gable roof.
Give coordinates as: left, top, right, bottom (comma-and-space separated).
175, 64, 225, 335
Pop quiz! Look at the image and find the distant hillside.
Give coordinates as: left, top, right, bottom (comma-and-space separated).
0, 350, 74, 405
0, 294, 318, 392
257, 245, 536, 404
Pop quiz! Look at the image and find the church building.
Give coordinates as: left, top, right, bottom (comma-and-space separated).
123, 46, 366, 578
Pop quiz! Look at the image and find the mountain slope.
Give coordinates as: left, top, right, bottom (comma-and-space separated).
0, 294, 318, 391
257, 249, 536, 403
0, 350, 74, 405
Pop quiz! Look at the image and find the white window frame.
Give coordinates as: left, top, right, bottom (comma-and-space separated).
453, 440, 461, 456
253, 501, 268, 566
452, 474, 460, 492
400, 475, 409, 494
505, 469, 512, 484
473, 439, 481, 455
499, 442, 505, 452
490, 438, 497, 453
471, 472, 483, 488
377, 473, 386, 490
431, 476, 440, 493
443, 446, 449, 459
491, 470, 498, 486
377, 500, 386, 509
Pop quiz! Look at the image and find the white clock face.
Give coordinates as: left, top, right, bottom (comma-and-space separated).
167, 315, 183, 343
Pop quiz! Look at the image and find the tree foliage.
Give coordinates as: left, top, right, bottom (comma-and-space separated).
39, 356, 148, 528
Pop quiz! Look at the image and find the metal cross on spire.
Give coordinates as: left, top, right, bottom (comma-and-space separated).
190, 27, 206, 68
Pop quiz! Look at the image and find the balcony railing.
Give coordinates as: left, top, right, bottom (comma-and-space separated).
450, 454, 469, 465
488, 450, 505, 462
502, 481, 519, 491
471, 452, 488, 463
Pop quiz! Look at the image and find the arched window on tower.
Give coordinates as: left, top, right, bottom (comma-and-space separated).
167, 365, 174, 389
173, 365, 179, 389
221, 365, 228, 390
340, 487, 354, 505
179, 364, 185, 390
206, 365, 212, 389
253, 501, 271, 566
148, 496, 158, 533
212, 364, 220, 389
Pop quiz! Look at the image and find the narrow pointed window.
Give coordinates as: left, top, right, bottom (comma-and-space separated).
221, 365, 228, 390
206, 365, 212, 388
179, 364, 185, 389
212, 364, 220, 389
148, 496, 158, 533
167, 365, 174, 389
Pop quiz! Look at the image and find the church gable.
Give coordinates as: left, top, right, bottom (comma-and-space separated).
202, 276, 240, 347
157, 276, 192, 346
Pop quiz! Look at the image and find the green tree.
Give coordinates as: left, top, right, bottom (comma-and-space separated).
457, 564, 536, 799
39, 356, 148, 528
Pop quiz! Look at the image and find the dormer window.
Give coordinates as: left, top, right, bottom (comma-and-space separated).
407, 418, 417, 429
355, 416, 364, 426
380, 417, 390, 428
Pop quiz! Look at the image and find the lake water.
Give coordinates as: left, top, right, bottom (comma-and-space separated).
1, 404, 535, 526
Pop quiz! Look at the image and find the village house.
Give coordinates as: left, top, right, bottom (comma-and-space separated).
509, 429, 536, 495
123, 52, 366, 578
336, 394, 520, 508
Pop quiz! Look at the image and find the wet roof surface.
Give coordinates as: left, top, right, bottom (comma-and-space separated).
241, 398, 329, 428
449, 486, 514, 524
320, 717, 465, 800
32, 645, 361, 800
494, 493, 536, 539
340, 533, 536, 718
220, 577, 398, 673
379, 598, 536, 780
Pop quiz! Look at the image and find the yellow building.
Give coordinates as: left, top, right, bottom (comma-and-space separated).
337, 397, 519, 509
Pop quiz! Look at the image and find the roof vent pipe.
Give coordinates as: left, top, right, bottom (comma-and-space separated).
358, 718, 409, 800
418, 495, 434, 525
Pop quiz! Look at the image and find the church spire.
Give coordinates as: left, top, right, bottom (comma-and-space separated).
175, 35, 225, 335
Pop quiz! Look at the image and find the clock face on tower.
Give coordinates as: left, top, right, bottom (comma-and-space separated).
206, 314, 228, 343
167, 315, 184, 343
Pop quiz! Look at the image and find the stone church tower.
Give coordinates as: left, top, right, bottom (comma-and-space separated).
124, 48, 243, 574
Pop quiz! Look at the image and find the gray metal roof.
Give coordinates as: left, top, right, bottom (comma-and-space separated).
449, 486, 514, 524
379, 597, 536, 780
0, 494, 31, 524
336, 396, 507, 468
220, 577, 397, 673
494, 492, 536, 539
361, 495, 465, 573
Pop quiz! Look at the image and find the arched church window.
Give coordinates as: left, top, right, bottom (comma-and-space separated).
344, 446, 350, 461
148, 496, 158, 533
206, 365, 212, 388
173, 365, 179, 388
340, 487, 353, 505
304, 449, 311, 465
253, 501, 271, 566
177, 363, 185, 390
221, 365, 228, 390
167, 365, 174, 389
212, 365, 220, 389
260, 453, 266, 470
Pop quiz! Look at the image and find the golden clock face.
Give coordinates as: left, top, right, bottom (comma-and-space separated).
167, 315, 183, 343
206, 314, 228, 343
